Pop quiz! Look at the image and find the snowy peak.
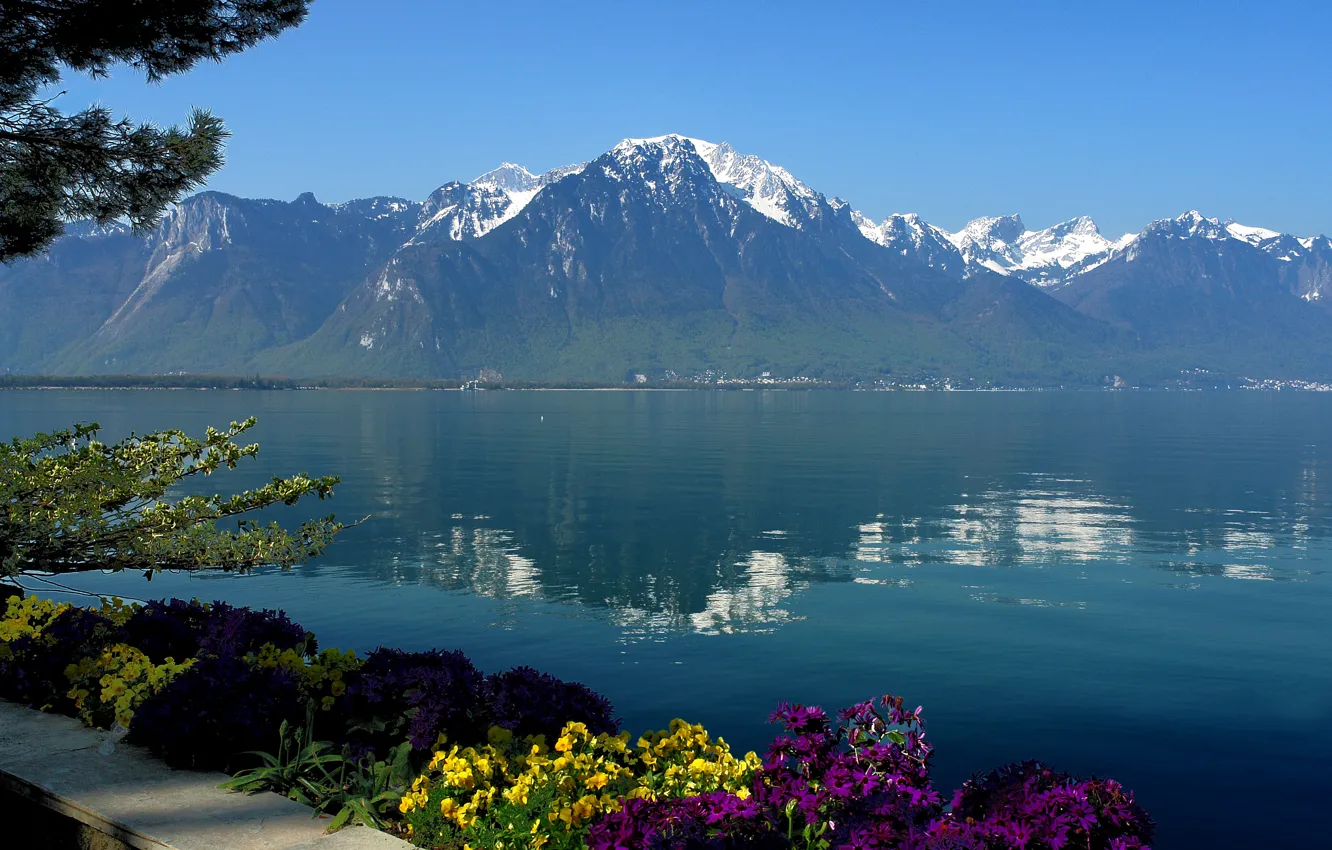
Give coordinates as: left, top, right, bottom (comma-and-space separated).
857, 212, 966, 276
945, 214, 1027, 275
415, 181, 518, 242
918, 214, 1135, 285
412, 160, 585, 243
1143, 210, 1231, 241
473, 163, 539, 192
954, 214, 1027, 247
603, 135, 723, 206
1015, 217, 1124, 280
1224, 220, 1281, 246
612, 134, 824, 228
1042, 215, 1101, 238
688, 138, 821, 228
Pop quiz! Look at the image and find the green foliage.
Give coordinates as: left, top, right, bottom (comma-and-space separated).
329, 741, 416, 832
0, 0, 312, 261
222, 715, 414, 833
0, 416, 345, 579
221, 716, 348, 808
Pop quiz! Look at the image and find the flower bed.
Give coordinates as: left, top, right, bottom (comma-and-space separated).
0, 594, 1153, 849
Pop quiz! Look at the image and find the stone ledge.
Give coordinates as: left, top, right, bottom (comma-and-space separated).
0, 700, 413, 850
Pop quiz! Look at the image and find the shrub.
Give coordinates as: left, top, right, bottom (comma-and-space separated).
634, 719, 760, 801
588, 696, 1155, 850
399, 720, 759, 849
484, 666, 618, 740
0, 602, 124, 710
119, 598, 211, 662
64, 643, 194, 729
129, 654, 306, 770
347, 648, 486, 753
122, 598, 309, 663
248, 642, 361, 742
948, 761, 1155, 850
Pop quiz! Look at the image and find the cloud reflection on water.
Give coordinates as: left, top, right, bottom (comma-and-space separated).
353, 467, 1325, 636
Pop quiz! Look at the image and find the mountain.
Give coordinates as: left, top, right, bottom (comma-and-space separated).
938, 214, 1133, 285
22, 192, 420, 374
272, 135, 1112, 382
1052, 211, 1332, 377
412, 161, 585, 243
855, 213, 967, 277
1, 134, 1330, 385
1221, 220, 1332, 308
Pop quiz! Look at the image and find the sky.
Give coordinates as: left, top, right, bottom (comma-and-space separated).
47, 0, 1332, 238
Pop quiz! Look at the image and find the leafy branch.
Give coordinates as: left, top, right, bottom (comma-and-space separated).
1, 416, 349, 579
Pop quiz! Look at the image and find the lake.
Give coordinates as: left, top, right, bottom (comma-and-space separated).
2, 389, 1328, 849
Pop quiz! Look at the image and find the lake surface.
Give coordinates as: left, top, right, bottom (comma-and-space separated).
3, 389, 1328, 849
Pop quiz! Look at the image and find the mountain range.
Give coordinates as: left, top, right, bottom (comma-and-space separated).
3, 133, 1330, 385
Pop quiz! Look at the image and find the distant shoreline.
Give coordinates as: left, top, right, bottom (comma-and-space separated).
2, 377, 1330, 392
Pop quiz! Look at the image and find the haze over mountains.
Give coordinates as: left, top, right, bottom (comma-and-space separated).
3, 134, 1330, 385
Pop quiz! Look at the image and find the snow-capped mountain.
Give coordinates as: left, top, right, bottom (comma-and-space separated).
937, 214, 1133, 285
1112, 211, 1332, 305
947, 214, 1027, 275
608, 135, 838, 230
1138, 209, 1232, 242
11, 131, 1332, 384
686, 137, 823, 227
854, 212, 967, 277
412, 161, 586, 242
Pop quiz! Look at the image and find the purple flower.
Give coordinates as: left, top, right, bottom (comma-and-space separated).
128, 655, 305, 770
346, 647, 485, 751
483, 665, 618, 739
122, 598, 308, 662
593, 696, 1153, 850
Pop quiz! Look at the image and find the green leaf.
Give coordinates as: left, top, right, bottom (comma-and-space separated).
325, 806, 352, 833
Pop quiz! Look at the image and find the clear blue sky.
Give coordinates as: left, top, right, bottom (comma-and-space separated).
49, 0, 1332, 237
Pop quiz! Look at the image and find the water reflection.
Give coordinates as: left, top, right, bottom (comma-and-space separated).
337, 462, 1324, 635
303, 393, 1330, 632
3, 390, 1330, 635
366, 520, 855, 637
857, 477, 1136, 568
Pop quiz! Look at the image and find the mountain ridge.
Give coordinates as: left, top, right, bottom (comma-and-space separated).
3, 133, 1330, 385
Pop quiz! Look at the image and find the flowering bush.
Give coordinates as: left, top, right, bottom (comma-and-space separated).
250, 643, 360, 712
348, 648, 487, 753
399, 720, 759, 849
947, 761, 1154, 850
589, 696, 941, 850
0, 601, 125, 710
0, 595, 73, 645
65, 643, 194, 729
635, 719, 760, 801
128, 654, 307, 770
122, 598, 309, 663
0, 594, 623, 778
485, 666, 619, 741
588, 696, 1153, 850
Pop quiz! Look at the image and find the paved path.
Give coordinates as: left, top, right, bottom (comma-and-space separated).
0, 700, 412, 850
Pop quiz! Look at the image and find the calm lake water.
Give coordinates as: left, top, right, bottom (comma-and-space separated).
3, 389, 1328, 848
